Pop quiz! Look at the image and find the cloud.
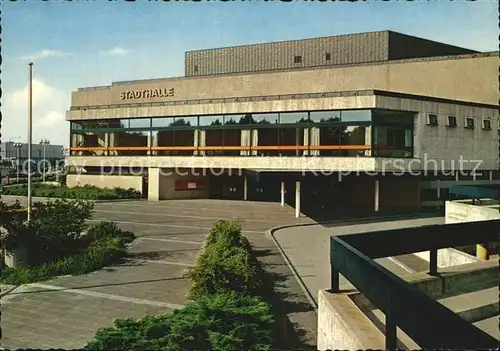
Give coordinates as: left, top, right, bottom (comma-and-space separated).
100, 47, 130, 56
21, 50, 73, 61
3, 79, 70, 146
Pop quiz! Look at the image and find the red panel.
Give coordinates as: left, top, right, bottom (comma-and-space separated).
174, 179, 207, 191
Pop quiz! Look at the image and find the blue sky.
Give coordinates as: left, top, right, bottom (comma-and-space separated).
2, 0, 497, 146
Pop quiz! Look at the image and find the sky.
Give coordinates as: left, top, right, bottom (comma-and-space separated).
2, 0, 498, 147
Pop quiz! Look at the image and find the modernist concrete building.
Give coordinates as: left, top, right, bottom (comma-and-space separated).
65, 30, 499, 220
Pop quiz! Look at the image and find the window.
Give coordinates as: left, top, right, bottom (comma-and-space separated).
129, 118, 151, 129
465, 117, 475, 129
427, 114, 438, 126
325, 53, 331, 61
194, 65, 198, 73
482, 118, 491, 130
447, 116, 457, 127
279, 112, 308, 124
310, 111, 340, 124
341, 110, 372, 123
294, 55, 302, 64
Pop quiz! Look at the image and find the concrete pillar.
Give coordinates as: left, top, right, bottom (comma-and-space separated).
374, 179, 380, 212
148, 167, 160, 201
303, 128, 309, 156
280, 181, 285, 206
476, 244, 489, 260
295, 181, 301, 218
436, 179, 441, 199
489, 170, 493, 181
455, 171, 459, 181
243, 175, 248, 201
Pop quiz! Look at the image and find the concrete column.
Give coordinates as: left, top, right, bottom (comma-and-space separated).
280, 181, 285, 206
251, 130, 258, 156
489, 170, 493, 181
148, 167, 160, 201
243, 175, 248, 201
436, 179, 441, 199
364, 126, 372, 156
374, 179, 380, 212
146, 133, 152, 156
455, 171, 459, 181
303, 128, 309, 156
295, 181, 301, 218
193, 129, 199, 156
476, 244, 489, 260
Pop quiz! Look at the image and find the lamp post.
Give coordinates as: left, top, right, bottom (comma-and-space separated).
27, 62, 33, 223
13, 142, 23, 183
40, 138, 50, 182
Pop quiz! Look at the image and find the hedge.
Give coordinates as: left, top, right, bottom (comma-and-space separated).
85, 293, 274, 351
186, 219, 264, 298
0, 184, 141, 200
85, 219, 274, 351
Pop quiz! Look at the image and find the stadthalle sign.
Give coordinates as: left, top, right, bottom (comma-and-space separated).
120, 88, 175, 100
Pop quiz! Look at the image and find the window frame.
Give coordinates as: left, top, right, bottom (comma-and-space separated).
482, 118, 492, 130
464, 117, 475, 129
426, 113, 438, 126
447, 116, 457, 127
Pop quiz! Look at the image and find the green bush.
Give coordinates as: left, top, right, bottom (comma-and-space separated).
85, 292, 274, 351
0, 184, 142, 200
186, 219, 263, 299
0, 199, 94, 265
86, 221, 136, 246
0, 221, 136, 285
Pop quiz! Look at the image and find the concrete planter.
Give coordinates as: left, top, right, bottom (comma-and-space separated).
4, 246, 27, 268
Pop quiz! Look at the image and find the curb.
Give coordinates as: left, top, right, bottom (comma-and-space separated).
266, 212, 440, 313
0, 285, 18, 298
267, 225, 319, 312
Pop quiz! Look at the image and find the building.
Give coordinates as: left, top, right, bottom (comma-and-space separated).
65, 30, 499, 220
1, 141, 65, 166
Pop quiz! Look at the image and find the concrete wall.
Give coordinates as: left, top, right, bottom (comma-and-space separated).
66, 174, 143, 192
445, 201, 500, 223
414, 248, 481, 268
186, 31, 475, 77
66, 155, 424, 173
317, 290, 385, 350
148, 168, 209, 201
70, 53, 497, 107
377, 96, 499, 171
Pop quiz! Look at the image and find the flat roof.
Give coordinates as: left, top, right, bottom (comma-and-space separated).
78, 51, 497, 91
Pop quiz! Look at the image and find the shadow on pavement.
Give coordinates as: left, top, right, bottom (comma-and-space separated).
254, 247, 317, 350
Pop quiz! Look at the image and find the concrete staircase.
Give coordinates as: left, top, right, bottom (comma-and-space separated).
352, 259, 498, 349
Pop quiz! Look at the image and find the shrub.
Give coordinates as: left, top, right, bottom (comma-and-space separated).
186, 220, 263, 299
0, 220, 136, 285
0, 199, 94, 265
85, 292, 274, 351
0, 184, 142, 200
85, 221, 136, 246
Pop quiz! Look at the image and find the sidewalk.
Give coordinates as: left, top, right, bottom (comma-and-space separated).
271, 216, 444, 306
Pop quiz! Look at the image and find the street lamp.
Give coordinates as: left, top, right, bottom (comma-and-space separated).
13, 142, 23, 183
40, 138, 50, 182
27, 62, 33, 223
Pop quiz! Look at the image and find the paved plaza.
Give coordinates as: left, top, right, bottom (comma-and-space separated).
0, 198, 315, 349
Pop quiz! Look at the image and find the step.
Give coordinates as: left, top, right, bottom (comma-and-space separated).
438, 287, 498, 323
473, 316, 500, 339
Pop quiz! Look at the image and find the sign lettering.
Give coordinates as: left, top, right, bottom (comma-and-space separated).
120, 88, 175, 100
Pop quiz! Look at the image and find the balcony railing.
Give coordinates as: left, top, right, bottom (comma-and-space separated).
330, 219, 498, 350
